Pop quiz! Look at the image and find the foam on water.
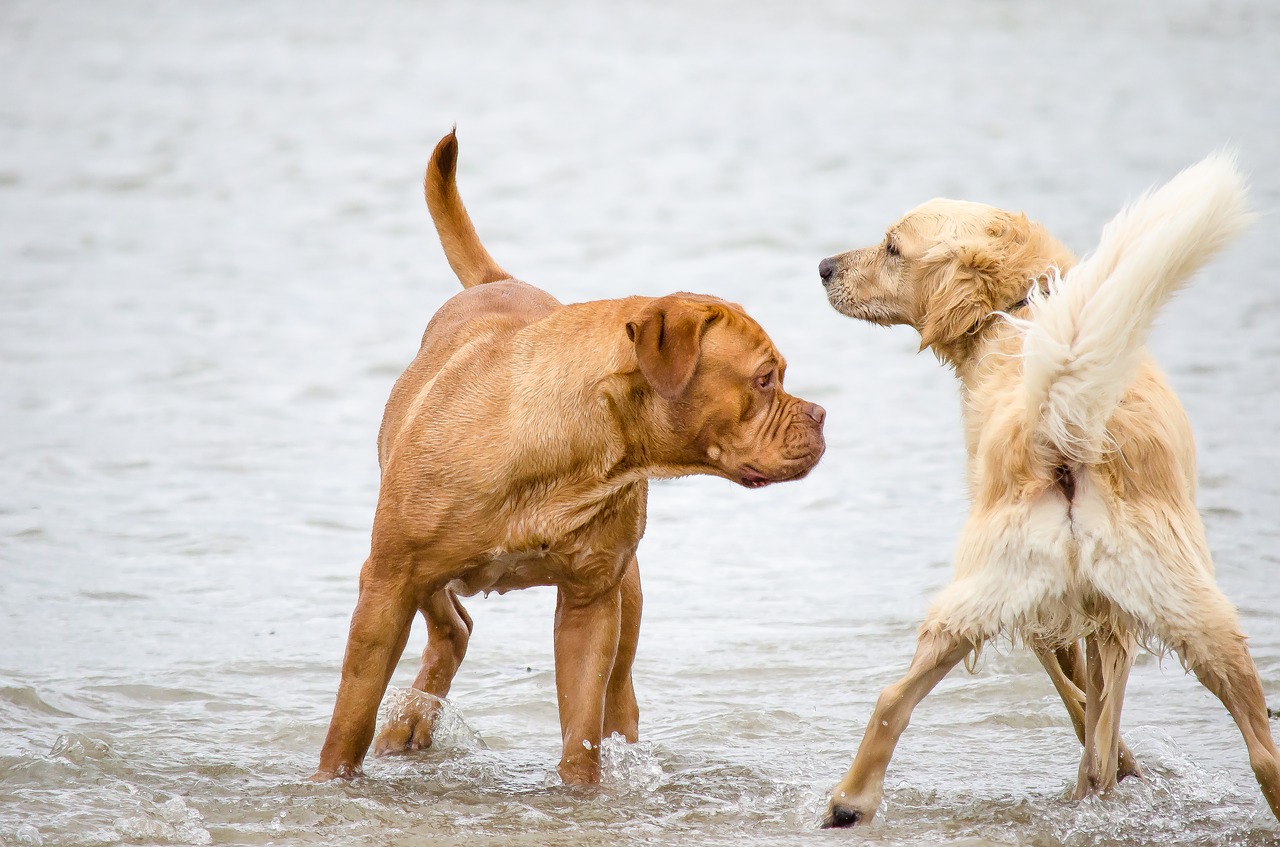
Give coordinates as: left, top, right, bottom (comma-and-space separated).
600, 734, 665, 793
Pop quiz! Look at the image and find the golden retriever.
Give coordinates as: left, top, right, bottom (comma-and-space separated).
817, 154, 1279, 826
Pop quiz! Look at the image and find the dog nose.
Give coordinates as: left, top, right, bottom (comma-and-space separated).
803, 402, 826, 425
818, 257, 838, 285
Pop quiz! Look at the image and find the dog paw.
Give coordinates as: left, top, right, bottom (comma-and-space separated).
308, 762, 363, 781
373, 691, 443, 756
1117, 750, 1144, 783
557, 757, 602, 786
821, 802, 872, 829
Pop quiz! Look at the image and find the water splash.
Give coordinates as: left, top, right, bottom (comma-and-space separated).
48, 734, 118, 767
3, 824, 43, 846
113, 795, 211, 845
377, 687, 487, 752
601, 734, 665, 793
868, 726, 1280, 846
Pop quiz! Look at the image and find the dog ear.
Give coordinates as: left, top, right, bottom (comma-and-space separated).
626, 299, 715, 399
917, 219, 1031, 352
917, 246, 1000, 351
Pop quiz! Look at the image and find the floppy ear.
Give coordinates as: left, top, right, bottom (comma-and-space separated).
626, 299, 714, 399
917, 243, 1004, 351
917, 218, 1033, 352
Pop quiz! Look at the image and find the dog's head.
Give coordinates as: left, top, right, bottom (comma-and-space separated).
625, 293, 825, 488
818, 199, 1073, 363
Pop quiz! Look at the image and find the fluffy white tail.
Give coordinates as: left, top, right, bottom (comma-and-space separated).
1018, 152, 1253, 464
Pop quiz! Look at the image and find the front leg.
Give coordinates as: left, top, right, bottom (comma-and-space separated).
603, 554, 641, 741
1031, 637, 1142, 783
1075, 631, 1137, 798
374, 589, 474, 756
824, 628, 974, 827
553, 582, 623, 785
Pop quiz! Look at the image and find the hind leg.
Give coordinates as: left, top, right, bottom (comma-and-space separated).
373, 588, 473, 755
1162, 590, 1280, 820
1032, 637, 1142, 783
1099, 521, 1280, 821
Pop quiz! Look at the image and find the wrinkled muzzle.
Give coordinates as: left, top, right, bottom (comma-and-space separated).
738, 398, 827, 488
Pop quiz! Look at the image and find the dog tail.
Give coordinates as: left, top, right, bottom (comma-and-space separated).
425, 128, 510, 289
1018, 152, 1252, 464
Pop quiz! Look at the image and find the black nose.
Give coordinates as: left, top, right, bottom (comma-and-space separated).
818, 257, 838, 285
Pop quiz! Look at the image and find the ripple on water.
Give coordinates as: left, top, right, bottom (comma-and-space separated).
862, 726, 1280, 847
1, 738, 213, 847
4, 1, 1280, 845
0, 686, 78, 720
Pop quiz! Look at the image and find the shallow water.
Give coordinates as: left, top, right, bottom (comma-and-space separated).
2, 1, 1279, 844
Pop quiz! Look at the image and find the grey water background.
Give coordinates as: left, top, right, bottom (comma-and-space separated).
2, 1, 1279, 844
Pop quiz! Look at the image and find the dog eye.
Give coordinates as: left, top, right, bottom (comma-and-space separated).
885, 238, 900, 257
754, 372, 774, 391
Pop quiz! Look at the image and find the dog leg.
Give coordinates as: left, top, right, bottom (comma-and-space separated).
823, 629, 974, 828
1167, 594, 1280, 821
1033, 638, 1142, 784
602, 555, 641, 742
553, 583, 623, 785
313, 560, 417, 780
373, 589, 473, 756
1074, 631, 1136, 799
1098, 524, 1280, 822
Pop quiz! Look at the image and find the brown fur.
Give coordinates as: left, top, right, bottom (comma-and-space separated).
311, 131, 826, 785
423, 130, 507, 288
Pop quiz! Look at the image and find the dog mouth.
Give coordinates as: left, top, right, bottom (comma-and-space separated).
822, 271, 900, 325
830, 294, 897, 326
733, 421, 826, 489
737, 461, 817, 489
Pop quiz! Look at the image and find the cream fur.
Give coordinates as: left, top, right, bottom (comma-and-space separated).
1017, 152, 1254, 465
818, 154, 1280, 828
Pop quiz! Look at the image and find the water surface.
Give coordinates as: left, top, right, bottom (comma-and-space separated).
2, 1, 1279, 844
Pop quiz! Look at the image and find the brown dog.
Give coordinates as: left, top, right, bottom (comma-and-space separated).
311, 131, 826, 785
818, 155, 1279, 826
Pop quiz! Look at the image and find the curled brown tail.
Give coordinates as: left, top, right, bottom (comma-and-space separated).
425, 129, 509, 288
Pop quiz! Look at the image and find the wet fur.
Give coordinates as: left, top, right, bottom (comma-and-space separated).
312, 131, 826, 787
818, 155, 1279, 827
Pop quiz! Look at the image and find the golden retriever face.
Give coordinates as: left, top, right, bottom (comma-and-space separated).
627, 294, 826, 488
819, 200, 1069, 359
